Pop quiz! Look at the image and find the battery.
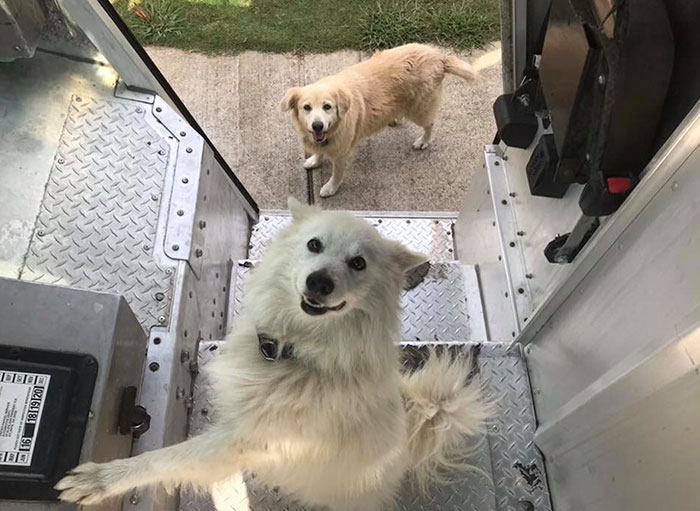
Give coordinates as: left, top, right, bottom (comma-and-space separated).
0, 346, 97, 501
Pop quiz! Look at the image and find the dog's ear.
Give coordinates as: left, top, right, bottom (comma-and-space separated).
288, 196, 318, 222
280, 87, 301, 112
387, 241, 429, 271
335, 89, 351, 117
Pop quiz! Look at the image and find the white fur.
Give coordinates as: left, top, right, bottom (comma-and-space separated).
56, 198, 490, 510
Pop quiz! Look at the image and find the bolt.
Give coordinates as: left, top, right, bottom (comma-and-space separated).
172, 244, 180, 251
151, 194, 159, 201
165, 268, 173, 275
130, 493, 139, 505
156, 106, 162, 112
195, 248, 204, 257
181, 350, 191, 363
149, 362, 159, 372
182, 177, 189, 184
186, 147, 193, 154
490, 424, 499, 433
37, 230, 45, 237
177, 209, 184, 216
176, 387, 185, 400
671, 181, 679, 191
199, 220, 207, 229
509, 241, 516, 247
143, 245, 150, 252
154, 292, 164, 301
158, 315, 166, 324
180, 131, 186, 137
598, 74, 606, 86
57, 158, 65, 164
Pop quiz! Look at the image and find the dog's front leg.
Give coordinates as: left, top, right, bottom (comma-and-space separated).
320, 154, 349, 197
303, 153, 322, 170
56, 427, 249, 505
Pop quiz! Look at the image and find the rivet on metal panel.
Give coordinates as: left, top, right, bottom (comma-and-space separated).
526, 273, 533, 279
165, 268, 173, 275
136, 107, 143, 114
510, 241, 516, 247
502, 199, 508, 205
75, 97, 82, 102
143, 245, 150, 252
158, 315, 166, 324
57, 158, 65, 164
172, 244, 180, 251
154, 292, 164, 301
182, 177, 189, 184
186, 147, 193, 153
149, 362, 159, 371
517, 231, 525, 236
491, 424, 500, 433
151, 194, 159, 201
671, 181, 679, 191
156, 107, 162, 112
177, 210, 184, 216
179, 131, 186, 137
201, 408, 209, 415
158, 149, 166, 155
37, 230, 44, 237
509, 192, 516, 197
494, 160, 500, 166
518, 288, 525, 294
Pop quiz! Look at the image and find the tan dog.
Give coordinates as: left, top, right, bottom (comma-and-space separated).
281, 43, 478, 197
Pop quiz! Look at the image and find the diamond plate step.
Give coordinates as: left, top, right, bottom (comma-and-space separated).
180, 341, 551, 511
228, 260, 487, 343
249, 213, 457, 261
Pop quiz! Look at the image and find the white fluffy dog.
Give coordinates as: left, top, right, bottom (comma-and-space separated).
56, 198, 490, 510
281, 44, 479, 197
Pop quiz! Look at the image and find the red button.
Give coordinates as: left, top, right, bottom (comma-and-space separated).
607, 177, 632, 194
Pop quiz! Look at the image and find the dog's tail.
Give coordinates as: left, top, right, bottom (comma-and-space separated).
401, 347, 492, 494
443, 55, 479, 81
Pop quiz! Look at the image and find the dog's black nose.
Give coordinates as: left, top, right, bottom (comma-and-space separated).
306, 270, 334, 296
312, 121, 324, 133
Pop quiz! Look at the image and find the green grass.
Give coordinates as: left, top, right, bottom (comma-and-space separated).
112, 0, 500, 55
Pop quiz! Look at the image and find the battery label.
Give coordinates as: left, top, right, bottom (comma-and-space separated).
0, 370, 50, 466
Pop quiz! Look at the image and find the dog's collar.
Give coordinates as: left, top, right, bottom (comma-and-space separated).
258, 333, 295, 362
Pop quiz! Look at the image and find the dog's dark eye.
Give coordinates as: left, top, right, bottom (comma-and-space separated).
323, 103, 332, 111
303, 105, 311, 112
307, 238, 322, 253
349, 256, 366, 271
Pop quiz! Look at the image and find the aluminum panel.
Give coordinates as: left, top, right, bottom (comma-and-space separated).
21, 96, 174, 329
180, 342, 550, 511
249, 213, 456, 261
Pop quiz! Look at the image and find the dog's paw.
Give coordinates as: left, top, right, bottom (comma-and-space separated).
412, 137, 430, 150
303, 155, 321, 170
388, 118, 401, 127
55, 463, 112, 505
319, 181, 339, 198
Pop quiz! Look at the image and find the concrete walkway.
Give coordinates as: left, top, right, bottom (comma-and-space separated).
147, 44, 502, 211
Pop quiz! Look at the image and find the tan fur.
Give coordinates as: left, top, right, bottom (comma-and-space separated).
281, 44, 479, 197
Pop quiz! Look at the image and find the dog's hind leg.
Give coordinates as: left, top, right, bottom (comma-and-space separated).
56, 428, 247, 505
320, 154, 349, 198
409, 86, 443, 150
304, 153, 322, 170
412, 124, 434, 150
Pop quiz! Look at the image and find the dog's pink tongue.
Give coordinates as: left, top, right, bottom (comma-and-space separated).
314, 132, 325, 142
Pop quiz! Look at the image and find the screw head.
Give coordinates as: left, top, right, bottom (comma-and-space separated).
149, 362, 159, 372
165, 268, 173, 275
57, 158, 65, 164
177, 209, 184, 216
185, 147, 193, 154
143, 245, 150, 252
156, 106, 162, 112
37, 230, 45, 237
151, 194, 159, 201
154, 292, 165, 301
158, 315, 166, 324
490, 424, 499, 433
179, 131, 186, 137
182, 177, 189, 184
172, 244, 179, 251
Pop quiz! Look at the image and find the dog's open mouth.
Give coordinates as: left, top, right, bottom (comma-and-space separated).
311, 131, 327, 143
300, 296, 346, 316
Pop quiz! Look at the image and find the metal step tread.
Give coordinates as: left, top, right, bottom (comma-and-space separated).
181, 341, 551, 511
249, 212, 458, 261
